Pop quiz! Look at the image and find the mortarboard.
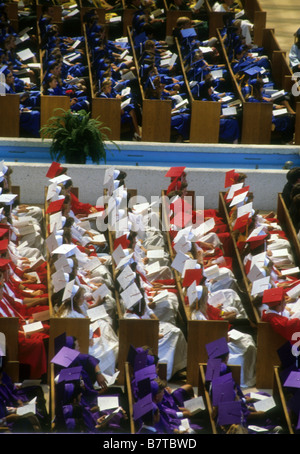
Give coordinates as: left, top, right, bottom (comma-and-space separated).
133, 393, 154, 421
137, 377, 152, 399
206, 337, 229, 359
54, 332, 67, 355
244, 66, 263, 77
182, 268, 203, 288
51, 346, 80, 368
165, 167, 186, 178
135, 364, 157, 384
246, 234, 268, 250
262, 287, 284, 307
283, 370, 300, 389
113, 234, 129, 251
58, 366, 83, 383
232, 212, 250, 231
0, 258, 11, 270
277, 341, 297, 369
211, 372, 235, 406
181, 28, 197, 39
46, 162, 66, 179
224, 169, 238, 188
171, 210, 193, 229
205, 357, 222, 381
218, 400, 242, 426
0, 238, 8, 254
46, 197, 65, 214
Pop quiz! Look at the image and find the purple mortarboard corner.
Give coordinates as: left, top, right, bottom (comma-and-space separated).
51, 346, 80, 368
134, 351, 148, 372
137, 377, 152, 399
283, 370, 300, 389
54, 332, 67, 355
205, 357, 222, 381
212, 372, 235, 406
277, 341, 296, 369
218, 400, 242, 426
58, 366, 83, 383
134, 364, 157, 383
133, 393, 154, 421
297, 411, 300, 431
205, 337, 229, 359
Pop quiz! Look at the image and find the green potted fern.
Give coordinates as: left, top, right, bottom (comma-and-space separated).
40, 108, 118, 164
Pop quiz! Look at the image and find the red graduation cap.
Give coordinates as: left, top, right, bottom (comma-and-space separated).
46, 162, 62, 179
113, 234, 129, 251
232, 185, 250, 197
224, 169, 236, 188
165, 167, 186, 178
246, 234, 268, 250
182, 268, 203, 287
46, 198, 65, 214
232, 212, 250, 231
0, 258, 11, 270
171, 210, 193, 228
0, 238, 8, 254
262, 287, 284, 307
0, 227, 9, 239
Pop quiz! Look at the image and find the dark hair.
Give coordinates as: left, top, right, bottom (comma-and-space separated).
286, 167, 300, 184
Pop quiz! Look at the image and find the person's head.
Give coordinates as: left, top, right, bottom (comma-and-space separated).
176, 16, 192, 30
101, 78, 112, 94
144, 40, 156, 52
294, 28, 300, 48
151, 377, 167, 403
286, 167, 300, 184
62, 194, 71, 216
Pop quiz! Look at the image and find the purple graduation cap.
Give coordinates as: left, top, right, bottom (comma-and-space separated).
51, 346, 80, 368
218, 400, 242, 426
58, 366, 83, 383
283, 370, 300, 389
127, 345, 149, 372
205, 337, 229, 359
134, 364, 157, 383
277, 341, 297, 369
205, 357, 222, 382
133, 393, 154, 421
211, 372, 235, 406
54, 332, 67, 355
137, 377, 152, 399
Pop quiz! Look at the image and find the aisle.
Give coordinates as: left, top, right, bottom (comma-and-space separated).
258, 0, 300, 56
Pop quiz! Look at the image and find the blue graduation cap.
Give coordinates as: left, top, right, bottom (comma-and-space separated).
243, 65, 263, 77
181, 28, 197, 39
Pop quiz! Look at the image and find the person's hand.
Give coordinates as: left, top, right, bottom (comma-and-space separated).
96, 372, 108, 390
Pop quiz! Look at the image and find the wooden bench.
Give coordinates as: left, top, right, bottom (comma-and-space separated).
0, 95, 20, 137
0, 318, 19, 383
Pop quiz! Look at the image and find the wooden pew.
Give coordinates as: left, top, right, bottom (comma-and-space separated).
174, 37, 221, 143
204, 0, 266, 46
197, 362, 241, 434
104, 190, 160, 385
218, 191, 296, 389
127, 25, 173, 142
0, 318, 19, 383
160, 189, 240, 386
40, 95, 71, 132
0, 95, 20, 137
277, 192, 300, 266
243, 0, 266, 47
273, 366, 295, 434
216, 28, 273, 145
187, 320, 229, 386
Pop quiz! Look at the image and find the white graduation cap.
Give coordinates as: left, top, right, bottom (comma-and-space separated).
203, 264, 220, 280
120, 282, 143, 309
52, 244, 78, 257
117, 264, 136, 290
62, 279, 79, 302
0, 160, 8, 177
251, 276, 271, 296
171, 251, 190, 274
51, 268, 70, 293
187, 281, 198, 305
0, 332, 5, 367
